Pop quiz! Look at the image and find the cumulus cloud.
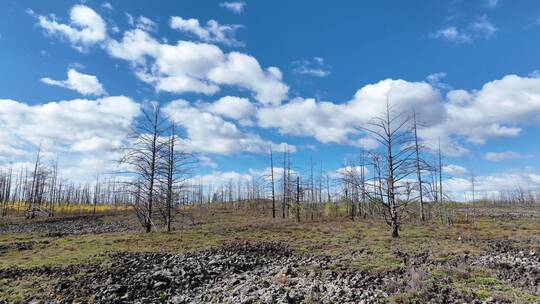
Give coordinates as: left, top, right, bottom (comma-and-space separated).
207, 96, 255, 121
219, 2, 246, 14
443, 164, 468, 175
430, 16, 497, 44
41, 69, 107, 96
256, 73, 540, 156
257, 79, 444, 148
127, 14, 157, 32
101, 2, 113, 11
170, 17, 243, 47
258, 97, 352, 144
198, 155, 218, 168
430, 26, 472, 43
106, 29, 288, 104
330, 166, 370, 179
164, 99, 294, 155
0, 96, 140, 181
444, 169, 540, 201
34, 5, 288, 105
425, 72, 451, 90
484, 151, 525, 162
442, 75, 540, 144
30, 4, 540, 163
34, 5, 107, 52
190, 170, 253, 190
292, 57, 331, 77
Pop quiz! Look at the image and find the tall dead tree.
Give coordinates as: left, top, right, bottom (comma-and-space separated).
359, 150, 367, 218
363, 97, 417, 238
412, 111, 425, 222
160, 123, 194, 232
270, 148, 276, 218
282, 145, 288, 219
27, 146, 47, 219
438, 140, 443, 205
119, 102, 167, 233
296, 175, 301, 222
310, 156, 315, 221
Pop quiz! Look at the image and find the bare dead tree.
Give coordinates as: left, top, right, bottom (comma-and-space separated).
282, 145, 288, 219
159, 123, 195, 232
412, 111, 425, 222
119, 102, 167, 233
270, 148, 276, 218
26, 146, 49, 219
310, 156, 315, 221
296, 175, 301, 222
362, 97, 417, 238
438, 139, 443, 205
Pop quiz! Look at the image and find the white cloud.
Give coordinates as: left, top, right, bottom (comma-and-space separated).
136, 16, 157, 32
529, 70, 540, 78
106, 29, 288, 105
484, 151, 525, 162
35, 5, 289, 105
41, 69, 107, 96
257, 79, 444, 147
170, 17, 243, 47
443, 164, 468, 175
192, 170, 252, 188
470, 16, 497, 39
207, 52, 288, 105
198, 155, 218, 168
425, 72, 451, 90
292, 57, 331, 77
330, 166, 370, 179
258, 97, 352, 144
0, 96, 139, 154
127, 14, 157, 32
207, 96, 255, 121
101, 2, 113, 11
442, 75, 540, 144
0, 96, 140, 181
430, 16, 497, 44
220, 2, 246, 14
34, 5, 107, 52
430, 26, 472, 43
444, 168, 540, 201
164, 99, 294, 155
256, 73, 540, 156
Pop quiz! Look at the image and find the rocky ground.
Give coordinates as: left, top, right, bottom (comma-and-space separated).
474, 240, 540, 294
0, 241, 507, 304
1, 208, 540, 303
0, 215, 135, 236
455, 205, 540, 219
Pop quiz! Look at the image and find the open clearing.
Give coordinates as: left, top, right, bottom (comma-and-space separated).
1, 205, 540, 303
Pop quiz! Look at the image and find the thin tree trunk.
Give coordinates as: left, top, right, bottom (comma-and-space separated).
270, 148, 276, 219
413, 112, 425, 222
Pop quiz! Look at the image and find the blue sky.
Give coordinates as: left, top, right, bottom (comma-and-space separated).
1, 0, 540, 199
